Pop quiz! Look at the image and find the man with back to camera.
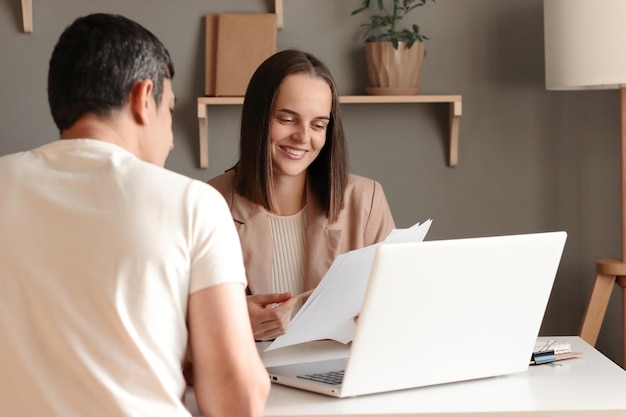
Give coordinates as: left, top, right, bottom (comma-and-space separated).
0, 13, 269, 417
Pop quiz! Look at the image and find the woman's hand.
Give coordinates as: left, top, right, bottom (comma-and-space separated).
247, 293, 298, 341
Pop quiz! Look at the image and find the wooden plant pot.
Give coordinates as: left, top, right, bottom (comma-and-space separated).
364, 41, 425, 95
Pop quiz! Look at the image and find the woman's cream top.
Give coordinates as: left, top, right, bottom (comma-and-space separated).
267, 209, 306, 296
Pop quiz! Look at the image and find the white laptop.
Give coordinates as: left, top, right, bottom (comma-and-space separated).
266, 231, 567, 398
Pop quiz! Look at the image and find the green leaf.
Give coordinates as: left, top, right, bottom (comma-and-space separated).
350, 0, 435, 43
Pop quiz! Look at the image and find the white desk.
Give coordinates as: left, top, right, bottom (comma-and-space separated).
186, 336, 626, 416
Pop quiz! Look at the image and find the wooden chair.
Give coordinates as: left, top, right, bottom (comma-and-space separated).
579, 259, 626, 369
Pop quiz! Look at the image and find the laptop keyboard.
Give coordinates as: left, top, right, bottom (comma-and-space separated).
297, 370, 344, 385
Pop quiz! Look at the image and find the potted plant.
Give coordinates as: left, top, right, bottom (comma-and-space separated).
351, 0, 435, 95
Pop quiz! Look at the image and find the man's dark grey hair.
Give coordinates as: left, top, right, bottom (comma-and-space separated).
47, 13, 175, 131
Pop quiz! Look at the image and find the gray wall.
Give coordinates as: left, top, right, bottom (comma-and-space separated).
1, 0, 623, 366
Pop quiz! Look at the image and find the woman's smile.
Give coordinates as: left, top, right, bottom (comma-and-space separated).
280, 145, 307, 159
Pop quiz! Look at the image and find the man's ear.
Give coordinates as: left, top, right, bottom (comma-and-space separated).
129, 79, 154, 125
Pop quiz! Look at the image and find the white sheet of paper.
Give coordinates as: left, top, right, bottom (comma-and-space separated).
266, 219, 432, 351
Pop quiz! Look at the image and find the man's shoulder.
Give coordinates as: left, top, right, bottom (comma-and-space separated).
126, 160, 224, 205
0, 150, 25, 166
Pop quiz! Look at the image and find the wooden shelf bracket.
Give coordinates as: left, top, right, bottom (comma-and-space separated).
275, 0, 283, 29
21, 0, 32, 33
449, 99, 462, 166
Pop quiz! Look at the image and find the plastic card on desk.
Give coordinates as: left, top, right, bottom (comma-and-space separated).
533, 340, 571, 354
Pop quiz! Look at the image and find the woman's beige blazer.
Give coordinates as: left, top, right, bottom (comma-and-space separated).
208, 171, 395, 294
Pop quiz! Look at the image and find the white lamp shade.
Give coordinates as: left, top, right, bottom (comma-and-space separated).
544, 0, 626, 90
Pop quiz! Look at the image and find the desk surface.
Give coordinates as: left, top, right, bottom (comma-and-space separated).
186, 336, 626, 417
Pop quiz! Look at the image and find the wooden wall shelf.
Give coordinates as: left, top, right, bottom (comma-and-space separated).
18, 0, 280, 34
197, 94, 462, 169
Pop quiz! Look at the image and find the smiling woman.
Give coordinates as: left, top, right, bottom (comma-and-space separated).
208, 49, 396, 341
269, 74, 331, 197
